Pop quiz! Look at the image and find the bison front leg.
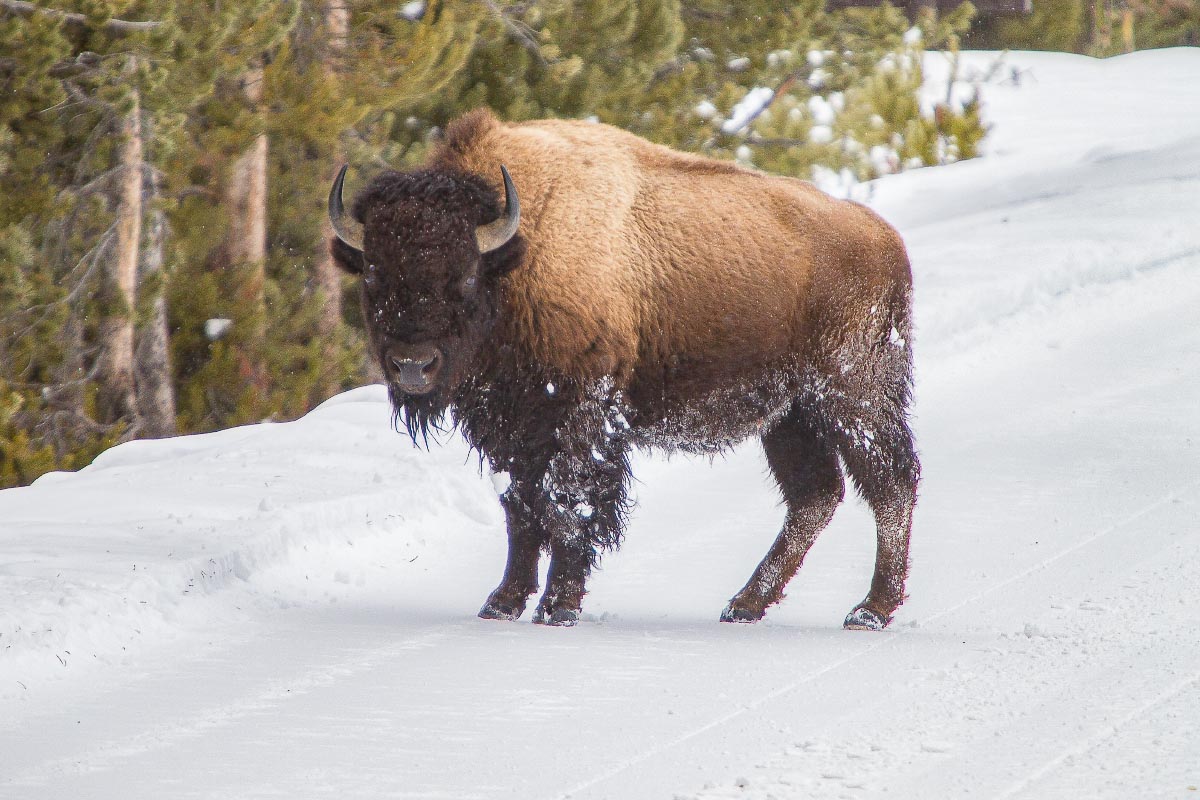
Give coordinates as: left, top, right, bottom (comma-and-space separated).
531, 403, 632, 627
532, 536, 592, 627
479, 475, 548, 621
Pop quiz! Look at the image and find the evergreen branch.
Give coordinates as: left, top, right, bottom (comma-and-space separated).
723, 71, 805, 136
43, 405, 113, 440
7, 369, 97, 393
61, 81, 116, 118
48, 52, 100, 79
343, 128, 399, 170
173, 185, 218, 202
0, 0, 163, 33
479, 0, 547, 66
2, 225, 115, 337
744, 137, 809, 147
67, 102, 115, 183
72, 165, 122, 197
682, 8, 733, 22
649, 57, 685, 86
142, 162, 165, 181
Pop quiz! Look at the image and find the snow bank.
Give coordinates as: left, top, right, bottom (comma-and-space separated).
0, 387, 501, 701
874, 48, 1200, 360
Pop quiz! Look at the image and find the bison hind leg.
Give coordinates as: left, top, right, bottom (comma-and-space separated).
833, 380, 920, 630
722, 404, 845, 623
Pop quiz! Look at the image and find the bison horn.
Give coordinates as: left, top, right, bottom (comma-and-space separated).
475, 165, 520, 254
328, 164, 364, 253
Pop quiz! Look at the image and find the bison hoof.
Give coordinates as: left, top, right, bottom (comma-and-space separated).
478, 600, 523, 621
532, 607, 579, 627
843, 605, 889, 631
719, 603, 764, 624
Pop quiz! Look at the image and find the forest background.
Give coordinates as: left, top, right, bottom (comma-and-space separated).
1, 0, 1196, 487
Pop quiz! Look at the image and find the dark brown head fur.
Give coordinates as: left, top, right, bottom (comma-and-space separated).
331, 167, 524, 443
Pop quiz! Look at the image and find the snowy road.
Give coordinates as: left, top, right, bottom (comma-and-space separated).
3, 50, 1199, 798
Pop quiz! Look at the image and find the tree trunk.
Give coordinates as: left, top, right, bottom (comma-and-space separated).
135, 164, 177, 437
905, 0, 938, 22
1088, 0, 1113, 53
226, 136, 268, 317
313, 0, 350, 402
223, 61, 269, 392
95, 57, 141, 430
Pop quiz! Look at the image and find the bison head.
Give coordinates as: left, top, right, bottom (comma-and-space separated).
329, 165, 524, 441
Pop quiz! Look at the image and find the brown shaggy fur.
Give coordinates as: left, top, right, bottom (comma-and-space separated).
333, 108, 920, 630
434, 110, 910, 395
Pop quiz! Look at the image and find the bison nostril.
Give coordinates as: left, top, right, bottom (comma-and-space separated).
387, 347, 442, 388
389, 353, 433, 371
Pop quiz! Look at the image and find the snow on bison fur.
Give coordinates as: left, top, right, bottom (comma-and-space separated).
328, 109, 920, 630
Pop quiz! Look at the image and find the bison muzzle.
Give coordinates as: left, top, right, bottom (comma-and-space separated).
329, 109, 920, 630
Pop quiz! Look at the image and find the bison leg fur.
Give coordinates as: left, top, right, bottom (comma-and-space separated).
722, 407, 844, 623
836, 406, 920, 631
532, 537, 592, 627
479, 478, 548, 621
530, 398, 632, 627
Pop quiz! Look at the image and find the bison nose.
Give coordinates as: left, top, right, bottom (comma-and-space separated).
386, 344, 442, 391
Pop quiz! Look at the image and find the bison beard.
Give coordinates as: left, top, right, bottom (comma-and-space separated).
388, 384, 451, 449
331, 108, 921, 630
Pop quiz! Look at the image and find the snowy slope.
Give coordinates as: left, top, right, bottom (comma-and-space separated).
2, 49, 1199, 799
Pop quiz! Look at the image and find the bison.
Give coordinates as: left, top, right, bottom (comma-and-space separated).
328, 109, 919, 630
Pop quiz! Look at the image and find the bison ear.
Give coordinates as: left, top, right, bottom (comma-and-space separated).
330, 237, 364, 275
481, 235, 526, 279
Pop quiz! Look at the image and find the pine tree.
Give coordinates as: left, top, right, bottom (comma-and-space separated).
385, 1, 684, 162
969, 0, 1088, 51
1, 1, 993, 487
164, 0, 484, 430
1128, 0, 1200, 48
0, 0, 270, 481
971, 0, 1198, 54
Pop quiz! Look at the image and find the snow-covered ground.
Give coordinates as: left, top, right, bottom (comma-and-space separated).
3, 49, 1199, 799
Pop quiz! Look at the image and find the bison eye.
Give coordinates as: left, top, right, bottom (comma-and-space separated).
460, 275, 478, 294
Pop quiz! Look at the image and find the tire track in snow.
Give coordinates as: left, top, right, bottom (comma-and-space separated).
710, 513, 1200, 800
918, 475, 1200, 628
995, 668, 1200, 799
557, 479, 1200, 800
922, 244, 1200, 363
554, 633, 898, 800
1, 619, 467, 788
